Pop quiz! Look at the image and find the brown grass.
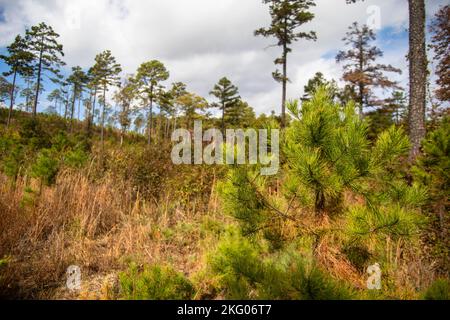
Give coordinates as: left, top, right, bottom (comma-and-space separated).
0, 170, 221, 299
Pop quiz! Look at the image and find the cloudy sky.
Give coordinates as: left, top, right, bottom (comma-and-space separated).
0, 0, 446, 115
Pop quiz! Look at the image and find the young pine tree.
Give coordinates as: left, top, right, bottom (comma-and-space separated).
220, 88, 425, 257
302, 72, 340, 102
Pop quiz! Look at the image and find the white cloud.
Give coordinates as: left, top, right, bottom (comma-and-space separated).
0, 0, 446, 114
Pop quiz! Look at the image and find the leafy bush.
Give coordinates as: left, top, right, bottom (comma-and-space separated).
19, 118, 50, 150
119, 264, 195, 300
64, 149, 88, 169
413, 117, 450, 274
2, 145, 24, 180
31, 149, 59, 186
209, 231, 354, 300
423, 279, 450, 300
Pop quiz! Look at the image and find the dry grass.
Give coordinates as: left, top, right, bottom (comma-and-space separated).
0, 170, 222, 299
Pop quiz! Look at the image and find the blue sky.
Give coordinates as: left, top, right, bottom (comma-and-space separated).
0, 0, 446, 117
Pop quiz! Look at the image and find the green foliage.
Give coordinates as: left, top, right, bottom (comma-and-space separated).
423, 279, 450, 300
342, 244, 371, 272
119, 264, 195, 300
413, 117, 449, 205
285, 89, 370, 213
25, 22, 66, 115
2, 145, 24, 179
64, 148, 88, 169
346, 204, 424, 242
19, 118, 51, 150
412, 118, 450, 274
218, 167, 268, 235
31, 149, 59, 185
218, 88, 425, 281
209, 231, 354, 300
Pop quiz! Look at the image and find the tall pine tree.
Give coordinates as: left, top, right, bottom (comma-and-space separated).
0, 35, 34, 126
134, 60, 169, 145
25, 23, 65, 117
430, 5, 449, 103
255, 0, 316, 128
336, 22, 401, 116
67, 66, 88, 132
408, 0, 427, 161
91, 50, 122, 150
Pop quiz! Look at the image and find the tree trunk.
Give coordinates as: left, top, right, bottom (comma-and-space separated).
33, 37, 44, 118
70, 85, 76, 133
165, 117, 170, 139
77, 94, 81, 120
90, 88, 97, 132
25, 80, 30, 113
148, 98, 153, 145
281, 44, 287, 129
148, 85, 154, 145
173, 116, 178, 132
85, 89, 92, 133
101, 86, 106, 151
358, 39, 365, 117
221, 101, 225, 133
6, 70, 17, 127
408, 0, 427, 161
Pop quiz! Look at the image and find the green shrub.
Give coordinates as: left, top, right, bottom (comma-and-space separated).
19, 118, 50, 150
423, 279, 450, 300
413, 117, 450, 274
343, 244, 371, 272
119, 264, 195, 300
31, 149, 59, 186
209, 231, 354, 300
209, 230, 266, 299
3, 145, 24, 180
64, 149, 88, 169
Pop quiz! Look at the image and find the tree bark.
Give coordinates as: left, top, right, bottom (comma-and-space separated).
221, 101, 225, 133
408, 0, 427, 161
6, 70, 17, 127
148, 98, 153, 145
101, 86, 106, 151
70, 85, 76, 133
281, 44, 287, 129
33, 37, 44, 118
91, 88, 97, 130
148, 84, 154, 145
